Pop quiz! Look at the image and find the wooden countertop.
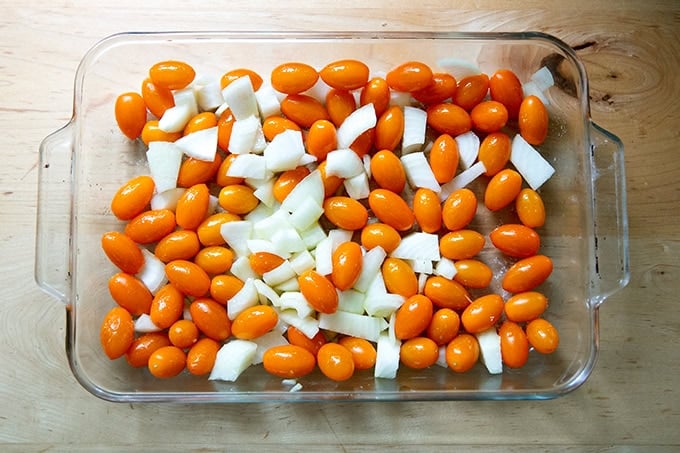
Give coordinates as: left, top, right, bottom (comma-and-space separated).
2, 1, 678, 450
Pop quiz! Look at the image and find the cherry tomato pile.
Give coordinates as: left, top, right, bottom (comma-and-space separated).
104, 57, 559, 383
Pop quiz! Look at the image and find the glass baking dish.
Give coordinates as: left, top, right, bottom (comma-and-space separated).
36, 31, 629, 402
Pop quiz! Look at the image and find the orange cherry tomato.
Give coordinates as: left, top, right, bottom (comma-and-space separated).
125, 332, 171, 368
124, 209, 176, 244
412, 73, 457, 105
318, 160, 343, 197
154, 230, 201, 263
271, 62, 319, 94
287, 326, 327, 356
108, 273, 153, 316
150, 283, 185, 329
325, 89, 356, 127
186, 337, 220, 376
461, 294, 504, 333
386, 61, 434, 92
217, 109, 236, 151
165, 260, 211, 297
442, 188, 477, 231
194, 246, 234, 275
280, 94, 329, 128
262, 115, 302, 142
504, 291, 548, 323
394, 294, 433, 340
168, 319, 200, 349
263, 345, 316, 378
490, 224, 540, 258
149, 60, 195, 90
445, 333, 479, 372
502, 255, 553, 293
424, 276, 471, 311
306, 120, 337, 162
232, 305, 278, 340
359, 77, 389, 118
426, 103, 472, 136
101, 231, 144, 274
427, 308, 460, 346
429, 134, 459, 184
526, 318, 559, 354
360, 223, 401, 253
141, 78, 174, 119
273, 166, 311, 203
196, 212, 240, 247
519, 95, 549, 145
453, 73, 489, 111
331, 241, 363, 291
413, 188, 442, 233
298, 270, 339, 314
470, 100, 508, 133
454, 259, 493, 289
115, 92, 147, 140
516, 188, 546, 228
210, 275, 244, 305
374, 106, 404, 152
189, 297, 231, 341
148, 345, 187, 378
320, 59, 370, 90
177, 154, 223, 188
100, 306, 134, 360
439, 229, 485, 260
215, 153, 244, 187
111, 175, 155, 221
382, 257, 419, 299
485, 169, 522, 212
478, 132, 511, 176
368, 189, 414, 231
323, 196, 369, 231
220, 68, 263, 91
317, 343, 355, 381
183, 112, 217, 136
338, 336, 377, 370
400, 337, 439, 369
141, 120, 182, 145
499, 321, 529, 368
218, 184, 259, 215
175, 184, 210, 230
370, 150, 406, 193
489, 69, 523, 119
249, 251, 285, 276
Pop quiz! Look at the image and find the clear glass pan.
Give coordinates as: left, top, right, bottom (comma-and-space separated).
36, 31, 629, 402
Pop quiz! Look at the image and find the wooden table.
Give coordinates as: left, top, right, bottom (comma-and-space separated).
2, 1, 678, 450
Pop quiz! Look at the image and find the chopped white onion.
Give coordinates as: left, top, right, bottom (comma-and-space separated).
362, 154, 372, 178
476, 328, 503, 375
274, 278, 300, 293
288, 197, 325, 231
244, 202, 274, 223
303, 77, 332, 104
511, 134, 555, 190
230, 256, 258, 282
390, 232, 440, 261
438, 161, 487, 201
227, 278, 258, 320
408, 259, 433, 275
300, 222, 327, 250
252, 279, 281, 306
134, 314, 162, 333
209, 340, 258, 382
435, 345, 448, 368
353, 246, 387, 293
337, 103, 377, 149
343, 171, 370, 199
174, 126, 218, 162
277, 309, 320, 339
402, 106, 427, 154
374, 332, 401, 379
251, 331, 289, 365
252, 178, 276, 207
135, 249, 167, 294
434, 257, 458, 280
530, 66, 555, 92
228, 115, 261, 155
318, 311, 388, 342
337, 289, 365, 314
455, 131, 480, 169
314, 236, 333, 276
264, 129, 306, 172
146, 141, 183, 193
195, 80, 224, 112
327, 229, 353, 250
220, 220, 253, 257
325, 149, 365, 178
246, 239, 284, 257
364, 292, 405, 318
226, 154, 267, 179
400, 152, 441, 192
173, 86, 199, 117
221, 76, 259, 121
158, 104, 193, 133
263, 260, 297, 287
270, 226, 306, 254
417, 272, 428, 294
277, 291, 314, 319
150, 187, 185, 211
255, 83, 282, 118
289, 250, 316, 275
522, 81, 550, 106
280, 169, 324, 213
253, 209, 291, 240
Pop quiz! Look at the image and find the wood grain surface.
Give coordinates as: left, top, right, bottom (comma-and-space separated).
1, 1, 679, 450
